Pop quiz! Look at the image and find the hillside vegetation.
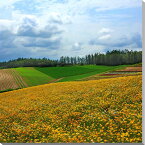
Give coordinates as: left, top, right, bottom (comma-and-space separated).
0, 75, 142, 143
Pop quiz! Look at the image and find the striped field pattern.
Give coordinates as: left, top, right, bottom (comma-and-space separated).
0, 69, 27, 91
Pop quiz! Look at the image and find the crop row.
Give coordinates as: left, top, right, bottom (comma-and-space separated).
0, 69, 27, 91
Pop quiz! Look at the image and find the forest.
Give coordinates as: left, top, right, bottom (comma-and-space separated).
0, 49, 142, 68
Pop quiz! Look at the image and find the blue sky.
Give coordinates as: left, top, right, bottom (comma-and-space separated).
0, 0, 142, 61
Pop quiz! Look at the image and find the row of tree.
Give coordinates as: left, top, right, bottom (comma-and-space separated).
60, 49, 142, 66
0, 49, 142, 68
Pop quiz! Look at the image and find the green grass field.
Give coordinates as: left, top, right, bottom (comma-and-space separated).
36, 65, 129, 82
15, 67, 54, 86
35, 65, 97, 78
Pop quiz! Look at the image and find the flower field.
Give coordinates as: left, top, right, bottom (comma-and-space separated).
0, 75, 142, 143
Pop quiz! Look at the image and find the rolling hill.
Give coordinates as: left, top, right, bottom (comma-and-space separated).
0, 75, 142, 143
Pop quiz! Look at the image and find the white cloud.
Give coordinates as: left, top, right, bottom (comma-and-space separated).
99, 28, 113, 34
98, 34, 111, 40
90, 33, 142, 49
74, 42, 80, 48
0, 14, 64, 60
0, 0, 142, 60
34, 0, 141, 16
0, 0, 21, 8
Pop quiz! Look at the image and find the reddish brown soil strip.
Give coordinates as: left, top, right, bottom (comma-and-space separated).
100, 74, 122, 76
116, 67, 142, 72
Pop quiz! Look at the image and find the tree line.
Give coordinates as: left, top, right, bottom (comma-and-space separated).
0, 49, 142, 68
60, 49, 142, 66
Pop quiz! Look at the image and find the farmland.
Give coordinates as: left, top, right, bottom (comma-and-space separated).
0, 69, 27, 91
0, 64, 141, 92
15, 67, 54, 87
0, 75, 142, 143
35, 65, 129, 82
82, 66, 142, 81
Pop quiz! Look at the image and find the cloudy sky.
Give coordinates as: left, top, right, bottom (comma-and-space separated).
0, 0, 142, 61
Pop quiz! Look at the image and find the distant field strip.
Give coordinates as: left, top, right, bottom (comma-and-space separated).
0, 69, 27, 91
15, 67, 54, 87
115, 67, 142, 72
82, 66, 142, 81
83, 73, 142, 81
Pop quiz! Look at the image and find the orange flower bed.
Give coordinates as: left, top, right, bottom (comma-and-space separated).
0, 75, 142, 143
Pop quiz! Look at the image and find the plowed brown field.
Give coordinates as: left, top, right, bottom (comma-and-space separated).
0, 69, 27, 91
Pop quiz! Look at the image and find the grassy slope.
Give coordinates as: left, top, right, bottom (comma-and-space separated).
0, 75, 142, 143
35, 65, 97, 78
60, 65, 130, 82
15, 67, 54, 86
36, 65, 129, 82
